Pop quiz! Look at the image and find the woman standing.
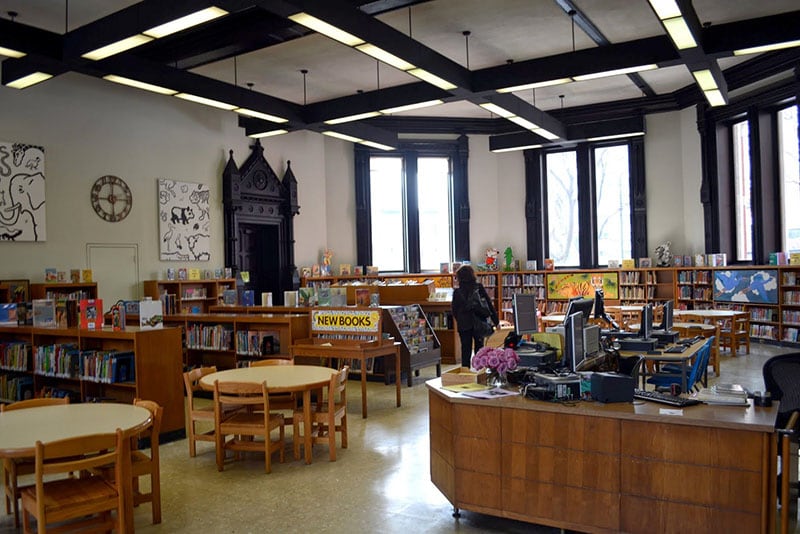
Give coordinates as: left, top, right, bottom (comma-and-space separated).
451, 265, 499, 368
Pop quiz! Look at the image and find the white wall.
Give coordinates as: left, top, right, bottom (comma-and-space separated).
0, 71, 701, 298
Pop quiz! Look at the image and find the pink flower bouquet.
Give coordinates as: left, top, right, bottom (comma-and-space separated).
471, 346, 520, 374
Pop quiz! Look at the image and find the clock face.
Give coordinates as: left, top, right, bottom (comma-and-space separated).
91, 175, 132, 222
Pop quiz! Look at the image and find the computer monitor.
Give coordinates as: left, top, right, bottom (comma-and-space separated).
563, 297, 594, 325
513, 293, 538, 336
659, 300, 674, 331
594, 289, 606, 319
639, 303, 654, 339
563, 311, 585, 371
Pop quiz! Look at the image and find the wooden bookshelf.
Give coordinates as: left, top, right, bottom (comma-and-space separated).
142, 278, 236, 315
30, 282, 97, 301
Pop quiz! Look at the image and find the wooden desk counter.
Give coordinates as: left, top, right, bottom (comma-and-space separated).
427, 379, 779, 533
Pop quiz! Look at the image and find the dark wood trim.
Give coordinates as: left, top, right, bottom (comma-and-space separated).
628, 137, 647, 260
576, 143, 596, 267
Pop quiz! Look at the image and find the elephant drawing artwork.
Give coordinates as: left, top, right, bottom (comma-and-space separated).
158, 179, 211, 261
0, 142, 46, 241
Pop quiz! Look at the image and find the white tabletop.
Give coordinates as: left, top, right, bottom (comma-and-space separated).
199, 365, 337, 392
673, 309, 743, 318
0, 403, 152, 458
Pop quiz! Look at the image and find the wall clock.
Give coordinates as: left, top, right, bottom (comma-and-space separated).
91, 175, 132, 222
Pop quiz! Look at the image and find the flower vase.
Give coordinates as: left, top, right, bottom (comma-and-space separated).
486, 369, 508, 388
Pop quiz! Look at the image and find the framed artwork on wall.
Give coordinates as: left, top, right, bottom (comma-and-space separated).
0, 141, 46, 241
158, 179, 210, 261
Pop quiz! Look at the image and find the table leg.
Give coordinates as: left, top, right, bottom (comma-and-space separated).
361, 362, 368, 419
395, 346, 401, 408
303, 390, 312, 465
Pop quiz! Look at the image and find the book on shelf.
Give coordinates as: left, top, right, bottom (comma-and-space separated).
166, 268, 176, 280
81, 269, 93, 283
284, 290, 298, 307
32, 299, 56, 327
330, 287, 347, 306
222, 289, 237, 306
0, 303, 17, 325
178, 268, 188, 281
317, 287, 331, 306
525, 260, 538, 270
69, 269, 80, 283
45, 268, 57, 282
355, 288, 371, 306
79, 299, 103, 330
311, 264, 321, 277
621, 259, 635, 269
298, 287, 315, 307
366, 265, 380, 275
543, 259, 555, 271
241, 290, 255, 307
353, 265, 364, 275
339, 264, 351, 275
188, 268, 202, 281
57, 271, 66, 282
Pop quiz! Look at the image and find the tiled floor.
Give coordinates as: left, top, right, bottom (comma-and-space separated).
1, 341, 795, 533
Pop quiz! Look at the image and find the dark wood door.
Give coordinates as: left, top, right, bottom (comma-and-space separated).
238, 223, 281, 304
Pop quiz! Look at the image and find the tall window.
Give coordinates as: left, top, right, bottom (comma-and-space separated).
546, 151, 579, 266
368, 154, 453, 272
779, 106, 800, 252
369, 157, 406, 271
732, 120, 752, 261
594, 145, 632, 265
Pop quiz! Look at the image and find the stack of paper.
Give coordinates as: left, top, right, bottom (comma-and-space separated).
695, 384, 749, 406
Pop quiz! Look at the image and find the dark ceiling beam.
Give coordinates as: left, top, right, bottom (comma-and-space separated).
702, 11, 800, 58
553, 0, 656, 97
0, 19, 62, 57
304, 83, 450, 123
472, 36, 679, 93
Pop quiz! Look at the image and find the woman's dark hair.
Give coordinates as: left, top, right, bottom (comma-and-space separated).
456, 265, 476, 286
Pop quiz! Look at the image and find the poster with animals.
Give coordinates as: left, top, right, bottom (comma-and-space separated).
158, 179, 210, 261
0, 141, 46, 241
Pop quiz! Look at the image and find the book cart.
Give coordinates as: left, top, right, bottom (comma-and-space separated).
289, 307, 401, 418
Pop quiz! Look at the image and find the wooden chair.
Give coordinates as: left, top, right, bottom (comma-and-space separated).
2, 397, 69, 528
249, 358, 297, 424
213, 380, 284, 474
719, 312, 750, 355
129, 399, 163, 524
293, 365, 349, 462
184, 366, 238, 457
20, 429, 127, 534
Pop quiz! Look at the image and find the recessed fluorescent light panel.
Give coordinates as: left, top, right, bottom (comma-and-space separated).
491, 144, 542, 153
380, 99, 443, 114
479, 103, 515, 118
323, 111, 382, 125
586, 132, 645, 142
533, 128, 560, 141
6, 71, 53, 89
691, 69, 718, 91
662, 17, 697, 49
359, 140, 395, 151
81, 34, 154, 60
289, 12, 364, 46
573, 64, 657, 81
734, 39, 800, 56
175, 92, 237, 110
355, 43, 415, 71
497, 78, 572, 93
406, 68, 457, 91
235, 108, 289, 123
0, 46, 26, 58
648, 0, 681, 20
322, 131, 363, 143
703, 89, 726, 107
508, 116, 540, 130
143, 7, 228, 38
103, 74, 177, 95
249, 129, 289, 139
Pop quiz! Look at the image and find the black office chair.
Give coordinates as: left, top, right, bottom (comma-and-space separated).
618, 355, 644, 387
763, 353, 800, 532
763, 353, 800, 429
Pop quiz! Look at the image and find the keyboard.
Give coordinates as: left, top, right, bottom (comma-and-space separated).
664, 345, 687, 354
633, 388, 701, 407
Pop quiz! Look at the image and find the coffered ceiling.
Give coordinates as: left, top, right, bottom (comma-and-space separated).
1, 0, 799, 149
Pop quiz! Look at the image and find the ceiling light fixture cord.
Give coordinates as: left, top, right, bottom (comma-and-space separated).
376, 60, 380, 90
234, 56, 238, 87
463, 30, 471, 69
568, 9, 576, 52
408, 7, 412, 38
65, 0, 69, 32
301, 69, 308, 106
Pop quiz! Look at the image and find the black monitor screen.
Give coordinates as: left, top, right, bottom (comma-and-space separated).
660, 300, 674, 331
563, 297, 594, 325
563, 311, 585, 371
513, 293, 538, 336
594, 289, 606, 319
639, 304, 654, 339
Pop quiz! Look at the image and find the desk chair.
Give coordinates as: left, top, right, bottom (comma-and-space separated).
20, 429, 126, 534
647, 336, 713, 393
2, 397, 70, 528
293, 365, 349, 462
213, 380, 284, 474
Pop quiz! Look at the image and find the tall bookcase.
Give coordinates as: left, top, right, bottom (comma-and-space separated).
0, 325, 184, 438
142, 278, 236, 315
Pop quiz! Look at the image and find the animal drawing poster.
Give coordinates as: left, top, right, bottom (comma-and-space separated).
158, 179, 210, 261
0, 141, 46, 241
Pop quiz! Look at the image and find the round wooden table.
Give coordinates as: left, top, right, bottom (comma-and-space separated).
0, 403, 152, 459
199, 365, 337, 465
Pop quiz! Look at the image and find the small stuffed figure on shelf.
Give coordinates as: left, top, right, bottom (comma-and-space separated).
485, 248, 500, 271
504, 247, 514, 271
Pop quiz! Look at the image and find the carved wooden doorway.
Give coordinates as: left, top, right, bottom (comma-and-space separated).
222, 140, 300, 305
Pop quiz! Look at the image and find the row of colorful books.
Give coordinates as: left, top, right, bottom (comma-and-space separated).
31, 299, 104, 330
44, 268, 92, 283
235, 330, 281, 356
186, 324, 234, 351
0, 375, 33, 402
0, 341, 30, 371
33, 343, 134, 383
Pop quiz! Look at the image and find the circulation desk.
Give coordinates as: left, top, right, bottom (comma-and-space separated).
427, 379, 780, 533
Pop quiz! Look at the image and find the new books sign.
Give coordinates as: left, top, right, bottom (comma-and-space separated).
310, 309, 381, 334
